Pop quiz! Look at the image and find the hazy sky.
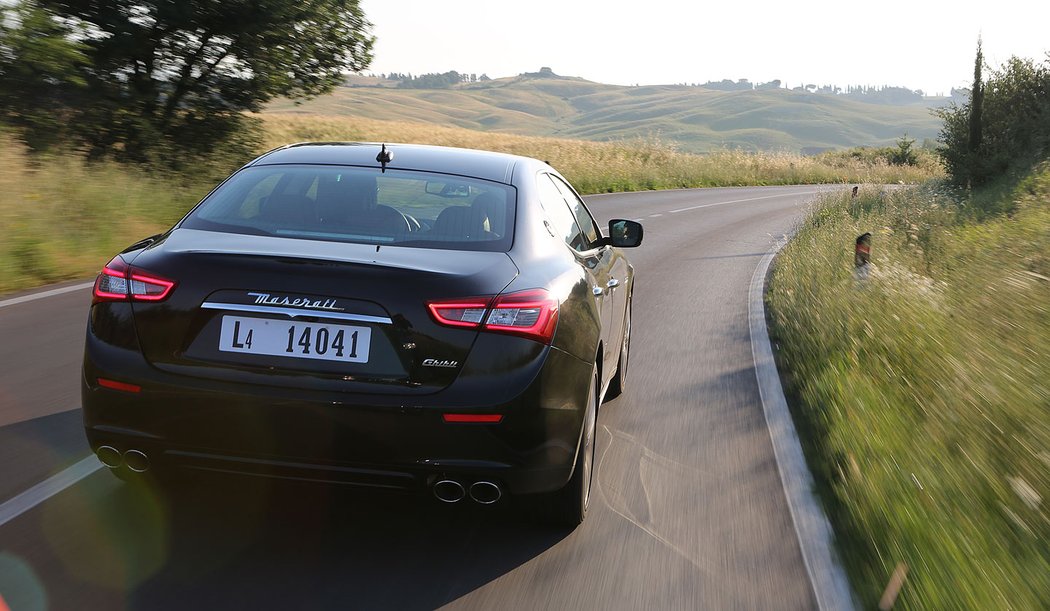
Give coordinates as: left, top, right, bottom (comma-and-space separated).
359, 0, 1049, 96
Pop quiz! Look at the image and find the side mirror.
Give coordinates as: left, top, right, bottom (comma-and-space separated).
606, 219, 643, 247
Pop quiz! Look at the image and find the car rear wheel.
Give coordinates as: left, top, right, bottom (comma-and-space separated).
605, 294, 632, 400
542, 367, 598, 527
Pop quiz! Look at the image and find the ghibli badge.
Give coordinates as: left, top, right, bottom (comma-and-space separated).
422, 358, 459, 368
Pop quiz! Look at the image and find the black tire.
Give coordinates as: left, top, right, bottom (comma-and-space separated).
605, 294, 632, 400
543, 368, 598, 527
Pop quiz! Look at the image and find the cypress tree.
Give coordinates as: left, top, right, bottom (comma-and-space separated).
968, 38, 984, 184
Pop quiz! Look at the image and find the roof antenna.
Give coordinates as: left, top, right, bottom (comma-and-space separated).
376, 143, 393, 173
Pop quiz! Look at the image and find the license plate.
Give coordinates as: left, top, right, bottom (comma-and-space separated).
219, 316, 371, 363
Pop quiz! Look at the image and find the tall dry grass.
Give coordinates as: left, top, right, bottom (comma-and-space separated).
1, 114, 943, 293
767, 169, 1050, 608
257, 114, 942, 193
0, 134, 207, 293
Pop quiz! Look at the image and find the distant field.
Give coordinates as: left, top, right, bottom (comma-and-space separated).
258, 114, 942, 194
266, 76, 944, 153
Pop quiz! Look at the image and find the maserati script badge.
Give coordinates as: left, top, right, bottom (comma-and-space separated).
246, 292, 343, 311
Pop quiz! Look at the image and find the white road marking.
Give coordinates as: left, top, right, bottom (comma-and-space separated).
670, 191, 817, 214
0, 455, 102, 528
649, 213, 662, 217
748, 238, 856, 611
0, 281, 94, 309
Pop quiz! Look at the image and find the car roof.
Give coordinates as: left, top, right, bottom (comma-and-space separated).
249, 142, 533, 185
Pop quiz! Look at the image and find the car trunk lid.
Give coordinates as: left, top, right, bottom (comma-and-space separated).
126, 229, 518, 394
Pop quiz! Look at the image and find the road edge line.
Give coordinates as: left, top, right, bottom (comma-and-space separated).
748, 237, 856, 611
0, 455, 102, 528
0, 281, 95, 309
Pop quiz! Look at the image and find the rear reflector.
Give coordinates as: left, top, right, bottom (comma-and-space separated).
97, 378, 142, 393
442, 414, 504, 424
93, 256, 176, 304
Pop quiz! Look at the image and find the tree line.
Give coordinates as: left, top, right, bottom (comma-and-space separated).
0, 0, 375, 171
373, 71, 491, 88
937, 41, 1050, 187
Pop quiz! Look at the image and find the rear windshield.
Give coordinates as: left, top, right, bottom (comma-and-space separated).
181, 165, 516, 252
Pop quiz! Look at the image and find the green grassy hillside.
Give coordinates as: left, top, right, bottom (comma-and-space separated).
267, 75, 943, 153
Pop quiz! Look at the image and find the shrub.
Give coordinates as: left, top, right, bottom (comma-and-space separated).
938, 54, 1050, 186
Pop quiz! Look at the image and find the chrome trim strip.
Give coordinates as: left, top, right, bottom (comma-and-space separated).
201, 302, 392, 324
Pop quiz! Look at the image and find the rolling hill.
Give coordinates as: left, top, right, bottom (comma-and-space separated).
266, 73, 945, 153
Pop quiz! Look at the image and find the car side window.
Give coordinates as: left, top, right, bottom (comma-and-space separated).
536, 173, 587, 251
550, 175, 600, 247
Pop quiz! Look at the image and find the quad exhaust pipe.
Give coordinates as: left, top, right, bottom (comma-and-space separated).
468, 481, 502, 505
95, 446, 151, 473
124, 449, 150, 473
96, 445, 122, 469
433, 479, 466, 503
432, 479, 503, 504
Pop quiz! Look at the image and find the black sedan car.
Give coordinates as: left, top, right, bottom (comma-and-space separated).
83, 142, 641, 526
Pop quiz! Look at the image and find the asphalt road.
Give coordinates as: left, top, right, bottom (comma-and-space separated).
0, 184, 837, 610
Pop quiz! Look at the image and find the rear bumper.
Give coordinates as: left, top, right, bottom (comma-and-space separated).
83, 332, 593, 496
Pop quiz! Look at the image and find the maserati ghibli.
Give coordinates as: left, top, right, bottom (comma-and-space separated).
82, 142, 642, 526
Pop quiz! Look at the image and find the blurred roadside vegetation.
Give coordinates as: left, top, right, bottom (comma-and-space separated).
0, 132, 203, 292
768, 49, 1049, 608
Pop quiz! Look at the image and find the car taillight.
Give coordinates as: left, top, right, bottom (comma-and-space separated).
427, 289, 559, 344
92, 256, 176, 304
484, 289, 559, 343
93, 256, 130, 302
426, 298, 492, 328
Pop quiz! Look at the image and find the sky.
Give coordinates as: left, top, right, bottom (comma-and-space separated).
359, 0, 1050, 96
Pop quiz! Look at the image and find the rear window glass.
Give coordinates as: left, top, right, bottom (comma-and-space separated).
181, 165, 516, 252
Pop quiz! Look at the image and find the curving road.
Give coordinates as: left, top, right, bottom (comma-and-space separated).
0, 185, 837, 610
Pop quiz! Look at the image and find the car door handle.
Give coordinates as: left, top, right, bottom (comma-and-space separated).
592, 286, 605, 296
606, 278, 620, 289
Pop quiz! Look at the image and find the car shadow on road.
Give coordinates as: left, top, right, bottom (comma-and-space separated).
121, 474, 571, 610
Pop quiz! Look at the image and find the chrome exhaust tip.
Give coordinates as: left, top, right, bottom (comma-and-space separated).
469, 481, 502, 505
97, 446, 122, 469
124, 449, 150, 473
433, 479, 466, 503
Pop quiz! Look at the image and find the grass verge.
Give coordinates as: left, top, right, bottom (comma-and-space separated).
766, 166, 1049, 608
0, 136, 208, 294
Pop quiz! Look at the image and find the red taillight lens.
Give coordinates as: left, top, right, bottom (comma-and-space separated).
428, 289, 559, 343
484, 289, 559, 343
92, 256, 175, 304
427, 298, 492, 328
